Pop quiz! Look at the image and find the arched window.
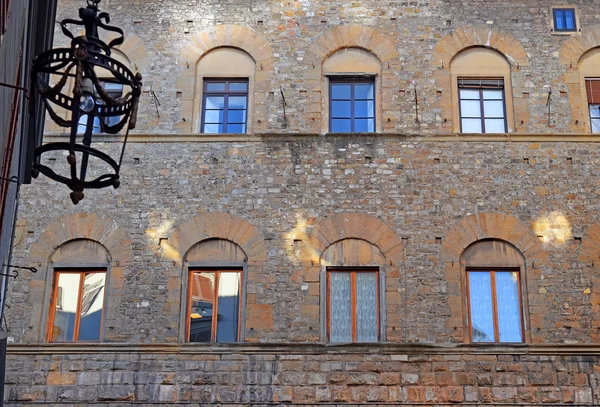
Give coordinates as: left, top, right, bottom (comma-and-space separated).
194, 47, 255, 134
322, 48, 382, 133
462, 240, 526, 343
578, 48, 600, 133
320, 238, 386, 343
182, 239, 247, 343
450, 47, 515, 134
46, 239, 110, 343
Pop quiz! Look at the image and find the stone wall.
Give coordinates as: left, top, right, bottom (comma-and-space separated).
4, 345, 600, 405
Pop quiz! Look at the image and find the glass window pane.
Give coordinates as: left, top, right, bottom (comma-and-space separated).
355, 83, 374, 99
330, 272, 352, 342
355, 119, 375, 132
484, 119, 506, 133
355, 101, 374, 118
496, 272, 523, 342
460, 100, 481, 118
462, 118, 482, 133
565, 10, 575, 30
331, 119, 351, 133
331, 101, 351, 118
216, 272, 240, 342
229, 82, 248, 91
590, 105, 600, 118
51, 273, 81, 342
356, 273, 378, 342
483, 101, 505, 118
228, 96, 247, 109
227, 110, 246, 124
459, 89, 480, 100
554, 10, 565, 30
206, 82, 226, 92
204, 109, 224, 123
203, 124, 223, 133
331, 83, 351, 99
78, 273, 106, 341
469, 272, 495, 342
226, 124, 246, 134
189, 272, 216, 343
205, 96, 225, 110
483, 90, 504, 100
592, 119, 600, 134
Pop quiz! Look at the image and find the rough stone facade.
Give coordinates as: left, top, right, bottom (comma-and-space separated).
6, 0, 600, 405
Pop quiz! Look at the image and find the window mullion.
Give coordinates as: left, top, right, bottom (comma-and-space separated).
73, 272, 85, 342
212, 271, 220, 342
350, 83, 355, 133
479, 89, 486, 133
490, 271, 500, 342
351, 272, 357, 342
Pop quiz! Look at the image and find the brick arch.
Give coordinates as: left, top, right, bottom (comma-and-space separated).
432, 25, 529, 69
117, 34, 149, 75
558, 26, 600, 65
175, 25, 274, 133
558, 26, 600, 132
432, 26, 530, 133
577, 223, 600, 342
304, 25, 400, 67
440, 212, 547, 343
28, 212, 133, 266
168, 212, 266, 266
306, 212, 404, 264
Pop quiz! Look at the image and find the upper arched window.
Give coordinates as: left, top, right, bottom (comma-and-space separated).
578, 48, 600, 133
323, 48, 381, 133
194, 47, 255, 134
182, 238, 248, 343
450, 47, 514, 134
47, 239, 110, 343
462, 240, 526, 343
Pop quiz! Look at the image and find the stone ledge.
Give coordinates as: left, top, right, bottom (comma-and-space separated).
8, 342, 600, 356
42, 132, 600, 143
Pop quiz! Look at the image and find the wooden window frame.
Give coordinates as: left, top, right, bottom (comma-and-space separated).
586, 79, 600, 134
329, 77, 376, 133
200, 79, 249, 134
465, 268, 525, 343
458, 77, 508, 134
551, 6, 578, 33
326, 267, 380, 342
186, 268, 243, 343
47, 269, 107, 343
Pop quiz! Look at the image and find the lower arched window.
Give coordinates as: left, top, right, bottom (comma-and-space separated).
463, 240, 525, 343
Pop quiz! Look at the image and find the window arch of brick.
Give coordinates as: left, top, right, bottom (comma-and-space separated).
25, 213, 133, 343
302, 212, 404, 341
177, 25, 274, 133
167, 212, 268, 342
303, 25, 400, 134
577, 223, 600, 343
440, 212, 547, 344
559, 27, 600, 133
432, 26, 530, 133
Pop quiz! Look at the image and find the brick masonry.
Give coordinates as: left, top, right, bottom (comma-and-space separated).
7, 0, 600, 405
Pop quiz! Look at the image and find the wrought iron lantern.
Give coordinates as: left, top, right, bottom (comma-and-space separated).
30, 0, 142, 204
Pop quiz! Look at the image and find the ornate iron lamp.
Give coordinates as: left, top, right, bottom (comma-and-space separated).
30, 0, 142, 204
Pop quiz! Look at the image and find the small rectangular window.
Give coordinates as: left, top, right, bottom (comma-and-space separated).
328, 268, 379, 342
458, 78, 507, 134
201, 80, 248, 134
586, 79, 600, 134
49, 270, 106, 342
467, 269, 523, 343
329, 78, 375, 133
553, 7, 577, 32
188, 269, 242, 342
